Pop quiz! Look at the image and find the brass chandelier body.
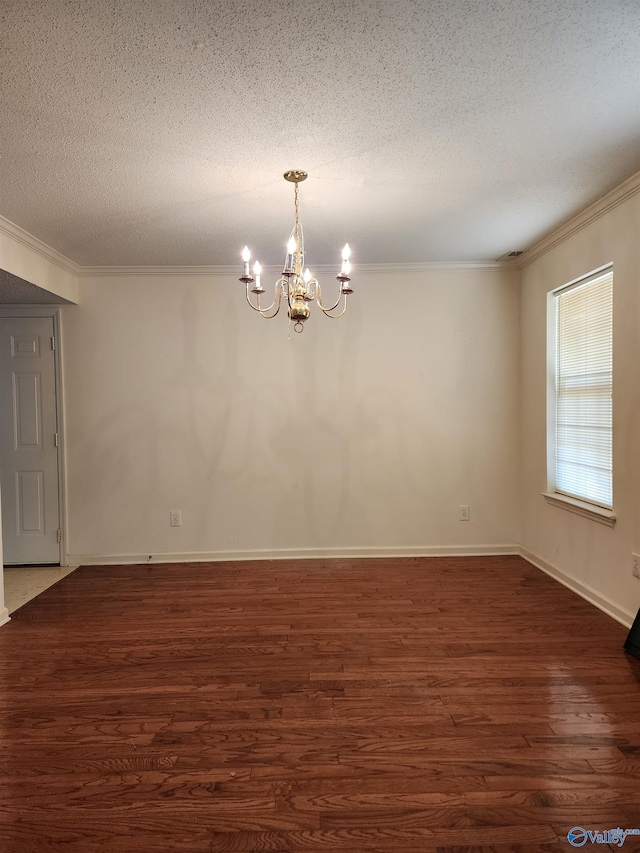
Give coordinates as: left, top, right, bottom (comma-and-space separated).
240, 171, 352, 333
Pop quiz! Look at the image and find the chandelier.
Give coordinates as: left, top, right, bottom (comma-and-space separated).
240, 170, 353, 333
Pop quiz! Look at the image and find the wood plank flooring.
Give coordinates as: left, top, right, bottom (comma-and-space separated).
0, 555, 639, 852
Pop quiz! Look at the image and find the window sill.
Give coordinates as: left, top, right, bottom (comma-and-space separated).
542, 492, 616, 527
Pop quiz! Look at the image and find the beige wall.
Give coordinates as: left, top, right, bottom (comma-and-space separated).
520, 191, 640, 623
61, 267, 521, 563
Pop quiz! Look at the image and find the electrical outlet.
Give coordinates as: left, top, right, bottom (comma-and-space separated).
633, 553, 640, 579
459, 505, 470, 521
170, 511, 182, 528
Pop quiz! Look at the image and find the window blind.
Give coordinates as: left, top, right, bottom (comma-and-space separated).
555, 269, 613, 508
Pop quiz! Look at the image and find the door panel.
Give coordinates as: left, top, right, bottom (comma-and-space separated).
0, 318, 60, 564
14, 372, 43, 447
16, 470, 45, 533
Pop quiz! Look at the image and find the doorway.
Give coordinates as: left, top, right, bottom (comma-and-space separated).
0, 314, 63, 565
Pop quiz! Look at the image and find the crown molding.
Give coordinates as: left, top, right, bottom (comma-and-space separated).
0, 215, 81, 277
347, 261, 510, 273
80, 260, 510, 278
518, 170, 640, 268
3, 172, 639, 279
81, 264, 238, 277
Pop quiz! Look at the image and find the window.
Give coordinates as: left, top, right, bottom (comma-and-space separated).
551, 267, 613, 510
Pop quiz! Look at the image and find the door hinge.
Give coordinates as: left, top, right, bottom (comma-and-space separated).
51, 336, 56, 351
57, 529, 62, 544
54, 433, 59, 447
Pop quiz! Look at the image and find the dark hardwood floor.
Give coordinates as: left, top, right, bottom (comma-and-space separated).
1, 555, 639, 852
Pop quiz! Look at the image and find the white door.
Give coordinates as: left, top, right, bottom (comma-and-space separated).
0, 317, 60, 564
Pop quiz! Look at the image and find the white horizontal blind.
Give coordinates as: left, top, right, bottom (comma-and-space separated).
555, 269, 613, 508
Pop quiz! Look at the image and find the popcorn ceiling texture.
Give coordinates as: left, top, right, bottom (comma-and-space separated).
0, 270, 73, 304
0, 0, 639, 266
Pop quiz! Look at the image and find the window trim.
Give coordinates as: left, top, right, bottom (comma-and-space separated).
541, 491, 616, 527
546, 263, 614, 520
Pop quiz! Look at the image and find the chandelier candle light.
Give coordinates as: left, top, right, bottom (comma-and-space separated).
240, 170, 353, 333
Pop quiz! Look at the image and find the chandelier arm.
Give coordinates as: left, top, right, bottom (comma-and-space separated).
319, 294, 348, 318
315, 283, 346, 315
245, 280, 285, 318
307, 277, 319, 301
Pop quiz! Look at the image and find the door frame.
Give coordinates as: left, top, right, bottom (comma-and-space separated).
0, 306, 68, 566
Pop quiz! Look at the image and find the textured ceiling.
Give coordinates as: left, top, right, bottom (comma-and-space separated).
1, 0, 639, 267
0, 269, 73, 304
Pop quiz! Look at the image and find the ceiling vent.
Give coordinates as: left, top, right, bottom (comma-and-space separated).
497, 250, 524, 261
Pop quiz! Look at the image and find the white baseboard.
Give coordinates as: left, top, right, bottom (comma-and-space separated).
0, 607, 10, 627
68, 543, 519, 567
519, 547, 636, 628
